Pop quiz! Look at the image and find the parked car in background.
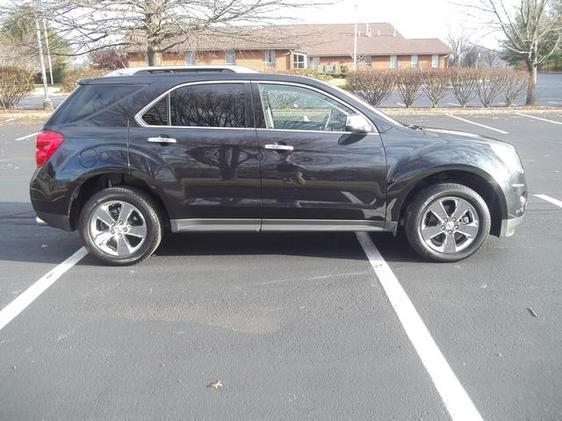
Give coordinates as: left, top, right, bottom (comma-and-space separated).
30, 66, 527, 265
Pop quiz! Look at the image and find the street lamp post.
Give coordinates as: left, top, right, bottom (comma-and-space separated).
42, 20, 54, 85
34, 16, 53, 111
353, 1, 358, 72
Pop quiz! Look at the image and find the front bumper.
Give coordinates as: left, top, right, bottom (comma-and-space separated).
499, 215, 524, 237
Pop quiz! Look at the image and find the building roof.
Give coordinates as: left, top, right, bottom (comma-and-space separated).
127, 22, 451, 57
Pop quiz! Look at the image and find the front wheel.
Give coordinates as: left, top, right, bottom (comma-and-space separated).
404, 183, 491, 262
79, 187, 163, 265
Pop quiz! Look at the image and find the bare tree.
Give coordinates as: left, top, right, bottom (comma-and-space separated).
477, 68, 504, 106
500, 69, 528, 105
470, 0, 561, 104
347, 70, 396, 106
449, 67, 480, 107
447, 30, 470, 66
1, 0, 327, 66
395, 69, 423, 108
421, 69, 450, 107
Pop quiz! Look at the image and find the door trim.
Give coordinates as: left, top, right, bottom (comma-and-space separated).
170, 218, 388, 233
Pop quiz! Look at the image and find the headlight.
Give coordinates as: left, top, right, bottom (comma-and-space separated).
490, 142, 523, 172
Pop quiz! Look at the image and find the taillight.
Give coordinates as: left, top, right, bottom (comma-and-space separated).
36, 130, 64, 167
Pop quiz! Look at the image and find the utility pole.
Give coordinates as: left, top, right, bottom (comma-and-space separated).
353, 1, 358, 72
42, 20, 54, 85
34, 16, 53, 111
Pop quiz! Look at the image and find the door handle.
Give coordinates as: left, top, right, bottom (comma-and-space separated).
147, 136, 177, 144
264, 144, 294, 152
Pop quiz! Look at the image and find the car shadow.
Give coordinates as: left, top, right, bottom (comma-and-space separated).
0, 202, 425, 265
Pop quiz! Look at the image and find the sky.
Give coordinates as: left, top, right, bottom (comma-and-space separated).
292, 0, 516, 48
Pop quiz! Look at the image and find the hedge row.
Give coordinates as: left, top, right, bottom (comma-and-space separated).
347, 68, 529, 108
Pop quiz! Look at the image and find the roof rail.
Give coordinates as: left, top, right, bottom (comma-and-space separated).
105, 65, 259, 76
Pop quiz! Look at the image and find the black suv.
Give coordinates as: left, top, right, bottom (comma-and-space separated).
30, 67, 527, 265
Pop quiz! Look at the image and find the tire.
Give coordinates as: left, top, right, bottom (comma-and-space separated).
79, 187, 163, 265
404, 183, 491, 262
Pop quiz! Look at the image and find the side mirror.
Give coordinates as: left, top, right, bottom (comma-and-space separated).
345, 115, 373, 133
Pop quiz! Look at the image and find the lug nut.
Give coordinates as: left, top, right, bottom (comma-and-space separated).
110, 230, 115, 234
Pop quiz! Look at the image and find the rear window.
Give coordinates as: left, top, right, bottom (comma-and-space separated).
48, 84, 143, 125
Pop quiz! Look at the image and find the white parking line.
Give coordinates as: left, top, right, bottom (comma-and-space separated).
0, 117, 17, 126
0, 247, 87, 331
535, 194, 562, 208
15, 132, 40, 142
516, 113, 562, 126
356, 232, 483, 421
446, 114, 509, 135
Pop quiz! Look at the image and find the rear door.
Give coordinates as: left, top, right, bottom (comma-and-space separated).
252, 81, 387, 230
128, 81, 262, 230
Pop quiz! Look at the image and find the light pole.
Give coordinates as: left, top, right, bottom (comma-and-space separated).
352, 1, 358, 72
42, 20, 54, 85
34, 15, 53, 111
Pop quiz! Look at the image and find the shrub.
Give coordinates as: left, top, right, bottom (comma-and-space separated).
449, 67, 479, 107
0, 66, 35, 109
347, 70, 396, 106
500, 70, 528, 106
421, 69, 450, 107
395, 69, 423, 107
477, 68, 504, 107
60, 67, 106, 92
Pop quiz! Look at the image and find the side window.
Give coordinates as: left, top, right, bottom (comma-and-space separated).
258, 83, 353, 132
141, 83, 245, 128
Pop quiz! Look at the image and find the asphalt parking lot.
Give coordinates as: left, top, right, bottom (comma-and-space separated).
0, 112, 561, 420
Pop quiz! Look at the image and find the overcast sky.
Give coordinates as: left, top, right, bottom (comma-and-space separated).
293, 0, 515, 48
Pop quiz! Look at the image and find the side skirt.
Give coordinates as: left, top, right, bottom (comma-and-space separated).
170, 218, 393, 233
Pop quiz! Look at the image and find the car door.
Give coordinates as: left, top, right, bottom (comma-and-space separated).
252, 81, 387, 230
128, 81, 262, 231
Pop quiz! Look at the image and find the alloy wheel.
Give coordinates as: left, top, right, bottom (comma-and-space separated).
88, 200, 147, 257
419, 196, 480, 254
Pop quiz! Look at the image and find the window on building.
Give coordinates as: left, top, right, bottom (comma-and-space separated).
293, 53, 307, 69
225, 49, 236, 65
144, 54, 149, 66
141, 83, 246, 128
257, 83, 353, 132
264, 50, 276, 67
411, 55, 419, 68
432, 54, 439, 68
364, 56, 372, 67
185, 51, 195, 65
389, 55, 397, 69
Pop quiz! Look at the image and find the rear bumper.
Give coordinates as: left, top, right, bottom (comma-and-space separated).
499, 215, 524, 237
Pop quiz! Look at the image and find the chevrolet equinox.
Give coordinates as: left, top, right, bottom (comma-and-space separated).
30, 66, 527, 265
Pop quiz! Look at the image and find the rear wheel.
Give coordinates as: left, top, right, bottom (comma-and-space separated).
79, 187, 163, 265
404, 183, 491, 262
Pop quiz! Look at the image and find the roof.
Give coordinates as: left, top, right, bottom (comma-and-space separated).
126, 23, 451, 57
105, 65, 258, 76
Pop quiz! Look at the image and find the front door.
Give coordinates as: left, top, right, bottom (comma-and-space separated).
128, 81, 261, 231
252, 81, 387, 230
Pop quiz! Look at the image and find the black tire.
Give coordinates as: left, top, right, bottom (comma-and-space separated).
79, 187, 163, 265
404, 183, 491, 262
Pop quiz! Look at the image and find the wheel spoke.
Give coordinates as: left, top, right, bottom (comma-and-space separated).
428, 200, 449, 222
93, 231, 113, 247
118, 202, 135, 224
442, 233, 457, 253
421, 225, 443, 241
127, 224, 147, 238
452, 199, 472, 220
93, 205, 116, 228
457, 222, 479, 238
116, 235, 133, 256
